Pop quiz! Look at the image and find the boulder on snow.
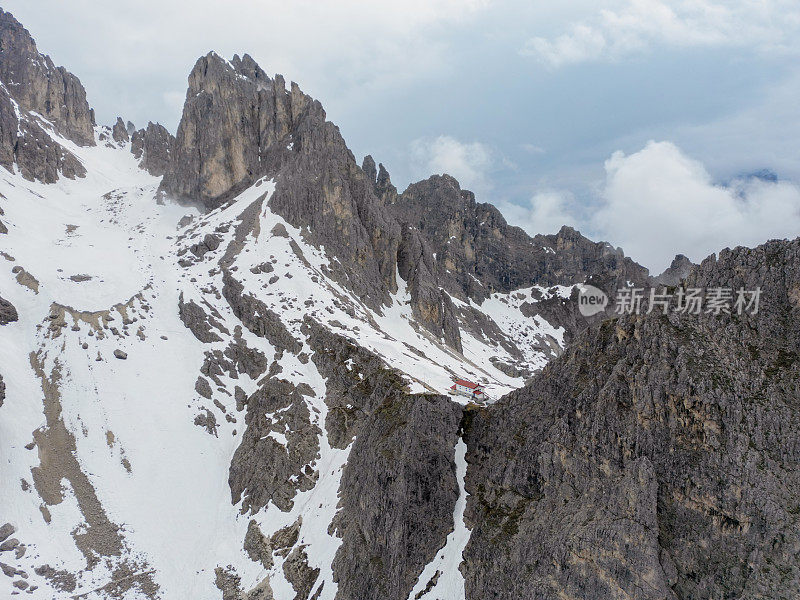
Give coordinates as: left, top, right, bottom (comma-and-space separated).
113, 349, 127, 360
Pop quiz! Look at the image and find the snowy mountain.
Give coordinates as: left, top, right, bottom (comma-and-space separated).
3, 7, 800, 600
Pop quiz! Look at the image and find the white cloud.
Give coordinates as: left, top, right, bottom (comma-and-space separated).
498, 191, 575, 235
596, 141, 800, 272
521, 0, 800, 67
410, 135, 495, 194
3, 0, 492, 129
503, 141, 800, 273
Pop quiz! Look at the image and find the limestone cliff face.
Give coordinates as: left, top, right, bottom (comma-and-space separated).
130, 122, 173, 176
461, 238, 800, 599
162, 52, 400, 308
391, 174, 650, 304
0, 84, 85, 182
0, 9, 91, 183
0, 9, 94, 146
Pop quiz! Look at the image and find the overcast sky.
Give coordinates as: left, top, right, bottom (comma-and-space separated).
6, 0, 800, 272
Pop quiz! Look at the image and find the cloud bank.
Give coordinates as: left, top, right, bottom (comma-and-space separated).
410, 136, 496, 195
507, 141, 800, 273
522, 0, 800, 67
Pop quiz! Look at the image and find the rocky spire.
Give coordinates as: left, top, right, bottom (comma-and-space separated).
0, 9, 92, 182
111, 116, 128, 143
161, 52, 402, 309
0, 9, 95, 146
131, 121, 174, 176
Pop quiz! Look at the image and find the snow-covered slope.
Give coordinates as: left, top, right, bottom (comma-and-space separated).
0, 130, 571, 599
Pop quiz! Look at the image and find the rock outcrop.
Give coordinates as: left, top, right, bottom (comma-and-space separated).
131, 121, 173, 176
391, 174, 649, 303
656, 253, 695, 286
162, 52, 401, 309
0, 9, 91, 183
160, 51, 652, 354
0, 294, 17, 325
0, 9, 94, 146
229, 378, 320, 513
111, 116, 128, 143
332, 393, 463, 600
461, 238, 800, 599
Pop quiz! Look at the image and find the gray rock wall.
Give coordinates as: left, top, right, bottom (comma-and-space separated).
461, 238, 800, 599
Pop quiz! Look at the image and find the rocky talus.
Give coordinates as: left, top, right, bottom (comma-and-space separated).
461, 238, 800, 599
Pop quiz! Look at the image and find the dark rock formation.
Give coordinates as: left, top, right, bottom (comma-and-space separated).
222, 269, 302, 354
162, 51, 652, 353
0, 374, 4, 408
656, 253, 695, 286
461, 238, 800, 599
111, 117, 128, 143
0, 294, 17, 325
161, 52, 400, 308
0, 85, 86, 182
304, 317, 412, 448
0, 9, 95, 145
391, 174, 649, 303
130, 121, 173, 176
396, 224, 463, 352
229, 378, 320, 513
0, 9, 91, 182
332, 393, 463, 600
178, 293, 224, 343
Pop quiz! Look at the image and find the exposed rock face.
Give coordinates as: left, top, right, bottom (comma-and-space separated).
111, 116, 128, 143
221, 269, 302, 353
0, 294, 17, 325
0, 84, 86, 182
396, 224, 463, 352
0, 373, 4, 407
162, 51, 653, 354
0, 9, 94, 145
391, 174, 649, 303
656, 253, 695, 286
178, 293, 224, 343
0, 9, 91, 183
131, 121, 173, 176
332, 393, 463, 600
461, 238, 800, 599
229, 378, 320, 513
161, 52, 400, 308
305, 318, 413, 448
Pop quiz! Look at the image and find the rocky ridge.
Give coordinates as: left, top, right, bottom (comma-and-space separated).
0, 8, 93, 183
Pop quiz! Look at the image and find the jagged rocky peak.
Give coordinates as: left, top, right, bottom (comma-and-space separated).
391, 175, 650, 304
160, 51, 317, 207
0, 8, 94, 146
111, 116, 128, 143
131, 121, 174, 176
163, 51, 402, 309
363, 154, 397, 204
655, 253, 695, 286
0, 8, 91, 183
